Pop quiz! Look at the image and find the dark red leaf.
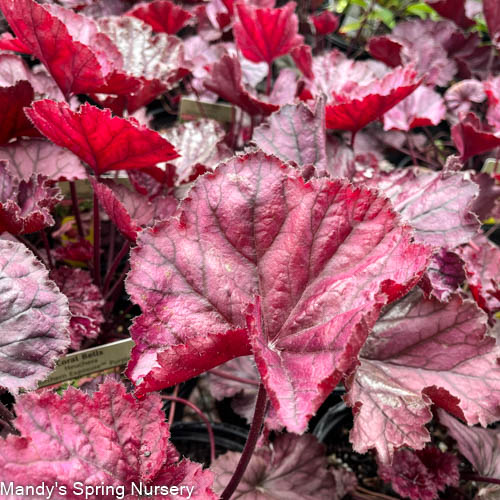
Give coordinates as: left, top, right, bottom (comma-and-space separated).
346, 290, 498, 462
484, 0, 500, 48
54, 239, 93, 263
0, 239, 70, 393
0, 163, 62, 235
367, 36, 403, 67
0, 81, 40, 146
426, 0, 474, 29
291, 44, 314, 79
26, 100, 179, 175
126, 0, 192, 34
125, 152, 430, 431
310, 11, 339, 35
50, 267, 104, 350
0, 139, 85, 182
378, 447, 459, 500
451, 112, 500, 162
234, 2, 303, 64
0, 380, 216, 498
204, 54, 279, 116
325, 65, 420, 135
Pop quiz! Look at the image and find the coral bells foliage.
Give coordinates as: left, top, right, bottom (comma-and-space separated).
1, 0, 500, 496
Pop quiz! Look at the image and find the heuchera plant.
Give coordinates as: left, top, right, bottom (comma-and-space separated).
0, 0, 499, 498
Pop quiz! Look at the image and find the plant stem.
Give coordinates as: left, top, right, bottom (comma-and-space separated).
209, 368, 259, 387
107, 223, 116, 273
168, 385, 179, 424
104, 264, 129, 304
266, 63, 272, 96
463, 474, 500, 486
93, 190, 101, 288
15, 235, 46, 265
221, 383, 268, 500
69, 181, 85, 239
162, 395, 216, 464
103, 241, 130, 295
41, 230, 53, 269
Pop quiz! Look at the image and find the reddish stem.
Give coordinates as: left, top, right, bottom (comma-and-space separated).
464, 474, 500, 486
69, 181, 85, 239
161, 395, 216, 464
107, 223, 116, 274
168, 385, 179, 424
103, 241, 130, 295
221, 384, 268, 500
209, 368, 259, 387
92, 190, 101, 288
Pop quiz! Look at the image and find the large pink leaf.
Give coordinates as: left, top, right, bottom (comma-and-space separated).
125, 152, 430, 431
451, 112, 500, 162
0, 163, 62, 235
383, 85, 446, 132
204, 54, 279, 116
26, 100, 179, 175
346, 290, 499, 462
0, 379, 216, 499
0, 139, 85, 182
325, 65, 421, 136
234, 2, 303, 64
126, 0, 193, 34
361, 167, 479, 249
161, 119, 231, 185
212, 434, 339, 499
0, 239, 70, 393
50, 267, 104, 351
0, 0, 109, 97
445, 79, 486, 116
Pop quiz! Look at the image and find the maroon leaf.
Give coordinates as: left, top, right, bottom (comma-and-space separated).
50, 267, 104, 350
26, 100, 179, 175
0, 380, 216, 498
484, 0, 500, 48
0, 239, 70, 393
367, 36, 403, 67
325, 65, 421, 136
126, 0, 193, 34
234, 2, 303, 64
90, 178, 159, 242
383, 85, 446, 132
54, 239, 93, 263
0, 81, 40, 145
0, 0, 111, 97
310, 11, 339, 36
204, 54, 279, 116
291, 44, 314, 79
212, 434, 337, 498
0, 163, 62, 235
425, 0, 474, 29
361, 167, 479, 249
125, 152, 430, 431
346, 290, 499, 462
253, 99, 328, 174
0, 139, 85, 182
451, 112, 500, 162
161, 119, 231, 185
421, 249, 466, 302
457, 234, 500, 316
378, 446, 459, 500
439, 409, 500, 481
